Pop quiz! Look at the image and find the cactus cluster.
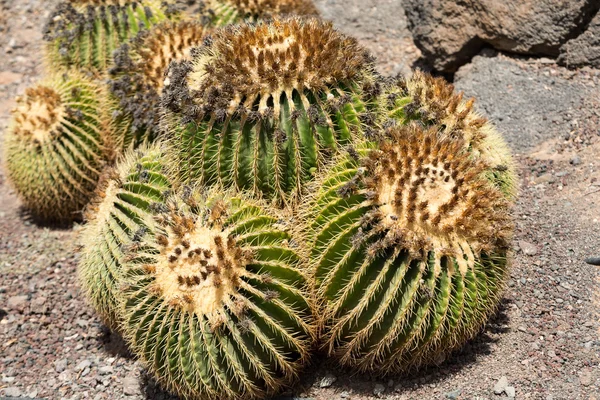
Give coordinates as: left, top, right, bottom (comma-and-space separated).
3, 3, 519, 398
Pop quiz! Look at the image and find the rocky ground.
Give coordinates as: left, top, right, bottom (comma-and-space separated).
1, 1, 599, 399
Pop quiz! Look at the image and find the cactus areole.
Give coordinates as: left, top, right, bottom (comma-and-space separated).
162, 17, 380, 203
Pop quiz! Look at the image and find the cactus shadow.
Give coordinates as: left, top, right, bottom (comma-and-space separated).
141, 373, 181, 400
17, 206, 80, 230
97, 325, 135, 360
297, 297, 512, 397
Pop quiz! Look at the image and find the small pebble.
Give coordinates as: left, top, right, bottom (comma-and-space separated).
493, 376, 508, 395
319, 373, 337, 388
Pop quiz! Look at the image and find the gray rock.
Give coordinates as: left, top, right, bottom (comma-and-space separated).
506, 386, 516, 398
98, 365, 114, 375
123, 373, 139, 396
3, 386, 22, 397
559, 12, 600, 68
493, 376, 509, 395
454, 55, 591, 151
519, 240, 539, 256
75, 359, 92, 372
570, 156, 582, 166
319, 373, 337, 388
404, 0, 600, 72
55, 358, 68, 373
445, 389, 462, 399
7, 295, 28, 312
373, 383, 386, 396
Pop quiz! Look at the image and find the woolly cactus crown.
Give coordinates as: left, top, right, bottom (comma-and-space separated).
384, 71, 517, 199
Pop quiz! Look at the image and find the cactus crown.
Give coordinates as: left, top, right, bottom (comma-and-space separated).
10, 86, 66, 146
166, 17, 372, 116
145, 194, 254, 318
359, 124, 512, 271
385, 71, 517, 198
109, 20, 209, 141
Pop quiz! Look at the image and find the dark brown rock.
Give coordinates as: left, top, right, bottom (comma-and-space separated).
404, 0, 600, 72
559, 12, 600, 68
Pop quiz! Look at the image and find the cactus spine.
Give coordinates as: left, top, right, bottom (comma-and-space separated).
44, 0, 174, 73
3, 73, 111, 223
118, 185, 315, 399
78, 145, 170, 328
302, 123, 514, 374
383, 71, 517, 198
162, 17, 381, 204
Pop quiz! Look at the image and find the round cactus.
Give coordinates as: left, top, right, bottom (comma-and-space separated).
78, 145, 171, 328
118, 185, 315, 399
205, 0, 319, 26
302, 123, 514, 374
108, 20, 210, 148
43, 0, 176, 73
3, 73, 112, 223
383, 71, 518, 199
162, 17, 380, 204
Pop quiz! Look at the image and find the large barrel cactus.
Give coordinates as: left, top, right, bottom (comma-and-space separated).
383, 71, 517, 199
302, 123, 514, 374
162, 17, 380, 204
109, 20, 210, 148
117, 185, 316, 399
43, 0, 177, 73
205, 0, 319, 26
79, 145, 170, 328
3, 73, 112, 223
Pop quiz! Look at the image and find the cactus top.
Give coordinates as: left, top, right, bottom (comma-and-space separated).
10, 86, 66, 146
163, 17, 374, 117
146, 198, 254, 318
333, 124, 513, 274
212, 0, 319, 18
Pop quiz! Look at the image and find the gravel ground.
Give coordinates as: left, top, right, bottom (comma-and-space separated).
1, 1, 599, 400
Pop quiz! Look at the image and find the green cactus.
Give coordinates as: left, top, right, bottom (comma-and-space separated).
43, 0, 177, 73
205, 0, 319, 26
3, 72, 112, 223
302, 123, 514, 374
108, 20, 210, 149
162, 17, 381, 204
116, 184, 316, 399
78, 145, 170, 328
383, 71, 518, 199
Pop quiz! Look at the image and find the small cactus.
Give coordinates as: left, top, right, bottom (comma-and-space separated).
78, 145, 170, 328
44, 0, 175, 73
3, 73, 112, 223
302, 123, 514, 374
117, 185, 316, 399
383, 71, 517, 198
109, 20, 210, 148
205, 0, 319, 26
162, 17, 380, 204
